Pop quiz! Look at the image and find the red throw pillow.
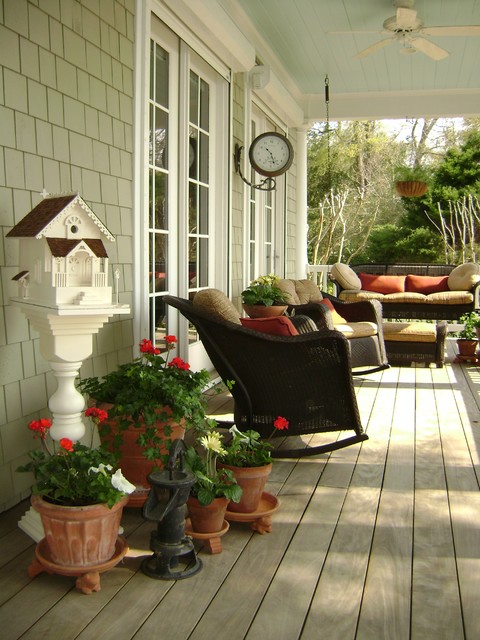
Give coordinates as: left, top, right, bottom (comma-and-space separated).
405, 274, 449, 294
359, 273, 405, 294
319, 298, 347, 324
240, 316, 299, 336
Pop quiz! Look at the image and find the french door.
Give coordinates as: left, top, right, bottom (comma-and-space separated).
146, 16, 229, 370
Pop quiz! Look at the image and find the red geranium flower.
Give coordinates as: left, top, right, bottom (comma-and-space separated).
168, 357, 191, 370
28, 418, 52, 440
165, 335, 178, 344
139, 338, 160, 355
273, 416, 289, 431
85, 407, 109, 424
60, 438, 74, 452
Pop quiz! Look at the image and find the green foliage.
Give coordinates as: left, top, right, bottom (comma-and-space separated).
457, 312, 480, 340
17, 414, 135, 507
184, 430, 242, 506
77, 337, 210, 468
394, 165, 431, 182
222, 426, 273, 468
402, 130, 480, 230
241, 273, 288, 306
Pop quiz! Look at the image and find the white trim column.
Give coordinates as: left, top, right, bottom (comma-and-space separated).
295, 126, 308, 278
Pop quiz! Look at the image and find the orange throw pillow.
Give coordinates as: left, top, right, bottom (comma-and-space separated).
405, 274, 449, 294
240, 316, 299, 336
359, 273, 405, 294
319, 298, 347, 324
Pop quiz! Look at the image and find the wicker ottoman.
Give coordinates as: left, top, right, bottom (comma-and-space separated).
383, 321, 448, 368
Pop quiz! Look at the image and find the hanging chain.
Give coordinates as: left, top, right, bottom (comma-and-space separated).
325, 75, 332, 191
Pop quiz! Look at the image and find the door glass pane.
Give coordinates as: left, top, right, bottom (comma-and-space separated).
188, 69, 210, 297
149, 40, 170, 345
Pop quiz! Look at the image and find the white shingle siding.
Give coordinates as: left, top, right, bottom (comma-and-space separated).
0, 0, 135, 511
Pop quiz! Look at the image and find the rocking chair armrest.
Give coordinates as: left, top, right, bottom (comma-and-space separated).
287, 302, 335, 330
320, 293, 383, 325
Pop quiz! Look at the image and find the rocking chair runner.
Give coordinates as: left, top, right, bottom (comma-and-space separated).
164, 294, 368, 458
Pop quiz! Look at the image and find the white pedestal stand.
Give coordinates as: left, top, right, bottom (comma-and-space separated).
13, 300, 130, 541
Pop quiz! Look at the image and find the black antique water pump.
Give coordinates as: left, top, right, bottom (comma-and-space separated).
141, 439, 202, 580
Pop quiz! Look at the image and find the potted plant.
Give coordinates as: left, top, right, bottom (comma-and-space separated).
456, 311, 480, 357
17, 410, 135, 582
394, 164, 430, 197
184, 429, 242, 533
218, 418, 289, 513
77, 336, 210, 506
241, 273, 289, 318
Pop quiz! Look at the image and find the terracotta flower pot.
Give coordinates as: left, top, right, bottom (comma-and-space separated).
242, 304, 288, 318
31, 494, 128, 567
96, 402, 185, 507
456, 339, 478, 357
186, 496, 229, 533
218, 462, 272, 513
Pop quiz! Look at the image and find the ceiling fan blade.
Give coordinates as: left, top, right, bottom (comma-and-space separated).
354, 38, 394, 60
421, 25, 480, 37
409, 37, 449, 60
396, 7, 418, 30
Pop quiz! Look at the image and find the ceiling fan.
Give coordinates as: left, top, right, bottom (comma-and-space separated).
330, 0, 480, 61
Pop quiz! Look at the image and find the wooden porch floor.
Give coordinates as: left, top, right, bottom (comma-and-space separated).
1, 339, 480, 640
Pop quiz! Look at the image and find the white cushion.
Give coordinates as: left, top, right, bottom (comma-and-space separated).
448, 263, 480, 291
331, 263, 361, 290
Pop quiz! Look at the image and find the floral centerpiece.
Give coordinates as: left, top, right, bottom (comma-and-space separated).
17, 409, 135, 507
76, 336, 210, 471
241, 273, 289, 307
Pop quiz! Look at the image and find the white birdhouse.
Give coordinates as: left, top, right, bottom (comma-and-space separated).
7, 193, 116, 307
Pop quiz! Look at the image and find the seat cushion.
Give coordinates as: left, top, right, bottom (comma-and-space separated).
240, 316, 299, 336
193, 289, 241, 324
383, 322, 436, 343
448, 263, 480, 290
331, 263, 361, 290
334, 321, 377, 339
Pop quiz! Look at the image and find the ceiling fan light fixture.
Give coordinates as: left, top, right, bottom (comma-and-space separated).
400, 45, 417, 55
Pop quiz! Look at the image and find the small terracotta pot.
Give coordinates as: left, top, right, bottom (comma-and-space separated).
218, 462, 272, 513
186, 496, 229, 533
31, 494, 128, 567
456, 339, 478, 357
242, 304, 288, 318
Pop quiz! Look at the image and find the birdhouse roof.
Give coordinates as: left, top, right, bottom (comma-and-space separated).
47, 238, 109, 258
6, 194, 115, 241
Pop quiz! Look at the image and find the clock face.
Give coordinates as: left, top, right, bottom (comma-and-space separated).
248, 132, 294, 177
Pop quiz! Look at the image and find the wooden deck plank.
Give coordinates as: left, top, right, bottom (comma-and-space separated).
356, 366, 416, 640
410, 365, 464, 639
3, 355, 480, 640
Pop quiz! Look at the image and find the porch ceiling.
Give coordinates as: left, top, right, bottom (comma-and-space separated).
221, 0, 480, 122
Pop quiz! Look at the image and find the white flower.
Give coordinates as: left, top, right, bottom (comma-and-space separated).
88, 463, 113, 476
111, 469, 136, 494
229, 424, 249, 443
200, 432, 225, 455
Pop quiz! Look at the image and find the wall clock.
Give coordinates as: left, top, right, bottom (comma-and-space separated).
248, 132, 294, 178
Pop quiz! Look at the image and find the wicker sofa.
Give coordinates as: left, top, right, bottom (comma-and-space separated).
330, 262, 480, 321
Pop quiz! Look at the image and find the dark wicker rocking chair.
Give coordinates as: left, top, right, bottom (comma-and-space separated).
164, 295, 368, 458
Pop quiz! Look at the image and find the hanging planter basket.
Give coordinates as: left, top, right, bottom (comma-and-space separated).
395, 180, 429, 198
